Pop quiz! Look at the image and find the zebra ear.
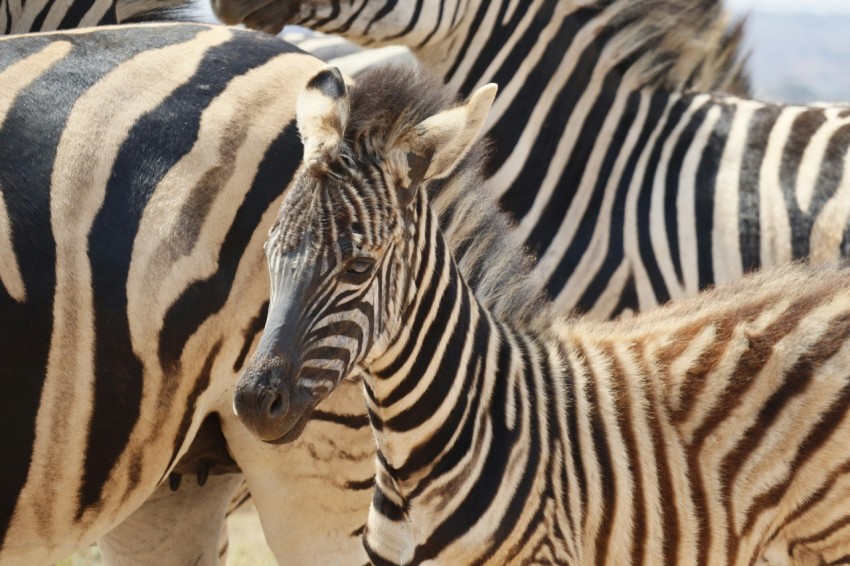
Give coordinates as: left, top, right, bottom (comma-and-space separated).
297, 66, 350, 162
405, 83, 497, 182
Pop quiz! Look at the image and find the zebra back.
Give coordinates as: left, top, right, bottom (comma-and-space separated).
214, 0, 749, 94
0, 0, 205, 33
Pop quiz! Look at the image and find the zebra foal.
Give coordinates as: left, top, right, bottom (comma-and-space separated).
236, 65, 850, 565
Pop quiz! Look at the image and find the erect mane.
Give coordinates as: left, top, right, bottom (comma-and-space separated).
599, 0, 750, 93
347, 65, 550, 327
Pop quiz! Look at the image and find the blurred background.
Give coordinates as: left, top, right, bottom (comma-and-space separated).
727, 0, 850, 103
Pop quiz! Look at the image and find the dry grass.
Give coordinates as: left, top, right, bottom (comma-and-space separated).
224, 504, 276, 566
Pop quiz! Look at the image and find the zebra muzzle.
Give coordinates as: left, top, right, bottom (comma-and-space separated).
234, 362, 318, 444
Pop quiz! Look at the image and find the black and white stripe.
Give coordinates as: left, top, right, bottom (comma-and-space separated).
217, 0, 850, 319
0, 23, 330, 564
0, 0, 420, 562
0, 0, 204, 34
242, 63, 850, 566
0, 0, 418, 560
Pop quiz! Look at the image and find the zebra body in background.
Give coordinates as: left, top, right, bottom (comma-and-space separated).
0, 0, 410, 560
238, 65, 850, 566
0, 0, 200, 33
0, 0, 412, 78
0, 1, 255, 562
0, 23, 335, 564
216, 0, 850, 319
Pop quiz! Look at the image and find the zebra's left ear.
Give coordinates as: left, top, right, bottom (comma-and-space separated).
297, 66, 350, 162
403, 83, 497, 186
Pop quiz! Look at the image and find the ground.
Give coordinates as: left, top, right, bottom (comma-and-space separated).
59, 504, 275, 566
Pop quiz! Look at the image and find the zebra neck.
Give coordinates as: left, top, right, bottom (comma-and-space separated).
362, 220, 560, 561
366, 224, 495, 470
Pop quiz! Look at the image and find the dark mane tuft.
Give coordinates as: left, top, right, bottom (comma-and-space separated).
346, 65, 453, 153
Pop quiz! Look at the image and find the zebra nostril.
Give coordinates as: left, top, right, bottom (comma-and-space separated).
268, 392, 286, 418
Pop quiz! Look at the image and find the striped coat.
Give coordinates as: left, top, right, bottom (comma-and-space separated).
0, 23, 324, 563
214, 0, 850, 319
0, 0, 198, 34
238, 64, 850, 566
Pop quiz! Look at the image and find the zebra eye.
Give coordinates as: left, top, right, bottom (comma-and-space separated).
344, 257, 375, 280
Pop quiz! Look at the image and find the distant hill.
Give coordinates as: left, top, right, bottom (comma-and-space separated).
741, 10, 850, 104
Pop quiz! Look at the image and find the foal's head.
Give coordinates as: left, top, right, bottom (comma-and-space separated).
234, 66, 496, 443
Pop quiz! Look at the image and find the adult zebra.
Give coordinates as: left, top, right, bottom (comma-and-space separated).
0, 0, 411, 562
0, 0, 414, 77
238, 64, 850, 566
0, 23, 334, 564
216, 0, 850, 320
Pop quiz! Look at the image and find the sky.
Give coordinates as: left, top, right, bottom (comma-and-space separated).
727, 0, 850, 14
723, 0, 850, 103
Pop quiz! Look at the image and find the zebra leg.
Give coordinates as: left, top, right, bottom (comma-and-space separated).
97, 474, 243, 566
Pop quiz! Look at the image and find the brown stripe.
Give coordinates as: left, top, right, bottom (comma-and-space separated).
790, 513, 850, 557
766, 458, 850, 549
575, 342, 617, 564
738, 381, 850, 540
636, 341, 679, 564
604, 343, 646, 566
686, 291, 824, 564
654, 320, 704, 370
724, 309, 850, 563
671, 299, 771, 424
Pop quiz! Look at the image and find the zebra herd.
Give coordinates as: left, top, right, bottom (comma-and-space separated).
0, 0, 849, 565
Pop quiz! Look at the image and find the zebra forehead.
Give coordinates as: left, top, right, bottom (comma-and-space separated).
272, 170, 392, 258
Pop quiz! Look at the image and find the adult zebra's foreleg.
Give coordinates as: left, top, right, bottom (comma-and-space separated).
98, 474, 243, 566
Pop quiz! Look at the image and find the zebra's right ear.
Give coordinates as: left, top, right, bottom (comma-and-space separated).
297, 66, 350, 162
403, 83, 497, 183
